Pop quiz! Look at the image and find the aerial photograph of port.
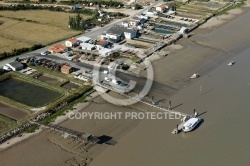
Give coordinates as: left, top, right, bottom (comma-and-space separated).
0, 0, 250, 165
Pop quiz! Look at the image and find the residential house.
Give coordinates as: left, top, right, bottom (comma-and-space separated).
61, 65, 73, 74
77, 36, 91, 43
99, 48, 113, 57
121, 20, 131, 28
128, 18, 140, 26
136, 15, 149, 20
122, 17, 147, 28
103, 26, 124, 43
72, 4, 81, 10
124, 28, 138, 39
80, 43, 95, 50
96, 40, 110, 50
48, 44, 67, 54
102, 25, 138, 42
65, 38, 79, 47
6, 61, 23, 71
156, 4, 168, 12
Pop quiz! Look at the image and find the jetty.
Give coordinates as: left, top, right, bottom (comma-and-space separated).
95, 83, 188, 117
30, 121, 99, 143
172, 111, 199, 134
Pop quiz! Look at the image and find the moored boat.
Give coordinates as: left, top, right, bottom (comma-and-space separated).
182, 118, 201, 132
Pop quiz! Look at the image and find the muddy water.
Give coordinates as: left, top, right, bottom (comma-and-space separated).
90, 10, 250, 166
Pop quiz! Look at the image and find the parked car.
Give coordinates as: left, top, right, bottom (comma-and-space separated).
104, 77, 112, 82
112, 79, 118, 84
102, 70, 109, 74
40, 51, 51, 56
3, 65, 11, 71
119, 82, 128, 88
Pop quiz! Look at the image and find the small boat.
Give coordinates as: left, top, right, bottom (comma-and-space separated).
191, 73, 199, 79
182, 118, 201, 132
227, 61, 235, 66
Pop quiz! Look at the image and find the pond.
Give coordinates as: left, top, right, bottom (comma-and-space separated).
161, 21, 188, 28
153, 28, 175, 35
0, 79, 62, 107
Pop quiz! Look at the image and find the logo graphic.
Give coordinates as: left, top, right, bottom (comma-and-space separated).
92, 57, 154, 106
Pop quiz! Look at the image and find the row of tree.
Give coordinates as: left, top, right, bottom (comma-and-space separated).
0, 4, 98, 15
60, 0, 124, 8
0, 4, 64, 11
0, 44, 43, 61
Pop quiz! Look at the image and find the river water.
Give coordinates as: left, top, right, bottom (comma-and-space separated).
90, 8, 250, 166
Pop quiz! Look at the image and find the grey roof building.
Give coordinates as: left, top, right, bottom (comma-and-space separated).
107, 25, 135, 36
6, 61, 24, 71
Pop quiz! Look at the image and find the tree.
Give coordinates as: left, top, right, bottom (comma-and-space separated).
134, 4, 143, 10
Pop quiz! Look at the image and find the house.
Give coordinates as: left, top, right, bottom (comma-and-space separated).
102, 25, 138, 42
103, 26, 124, 43
146, 8, 158, 16
6, 61, 23, 71
122, 17, 147, 28
133, 16, 147, 24
121, 21, 130, 28
96, 40, 110, 49
72, 4, 81, 10
80, 43, 95, 50
124, 28, 138, 39
127, 19, 140, 26
136, 15, 149, 20
61, 65, 73, 74
77, 36, 91, 43
48, 44, 67, 54
156, 4, 168, 12
99, 48, 113, 57
65, 38, 79, 47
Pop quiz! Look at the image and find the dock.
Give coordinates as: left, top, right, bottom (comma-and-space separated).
95, 83, 188, 117
172, 113, 198, 134
30, 121, 99, 143
172, 121, 185, 134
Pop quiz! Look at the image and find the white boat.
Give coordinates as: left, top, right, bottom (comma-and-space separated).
182, 118, 201, 132
227, 61, 235, 66
191, 73, 199, 79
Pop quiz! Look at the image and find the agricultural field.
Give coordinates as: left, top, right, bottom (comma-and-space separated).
176, 1, 225, 19
0, 10, 94, 53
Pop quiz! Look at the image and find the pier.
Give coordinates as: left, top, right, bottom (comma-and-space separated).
30, 121, 99, 143
95, 83, 189, 117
